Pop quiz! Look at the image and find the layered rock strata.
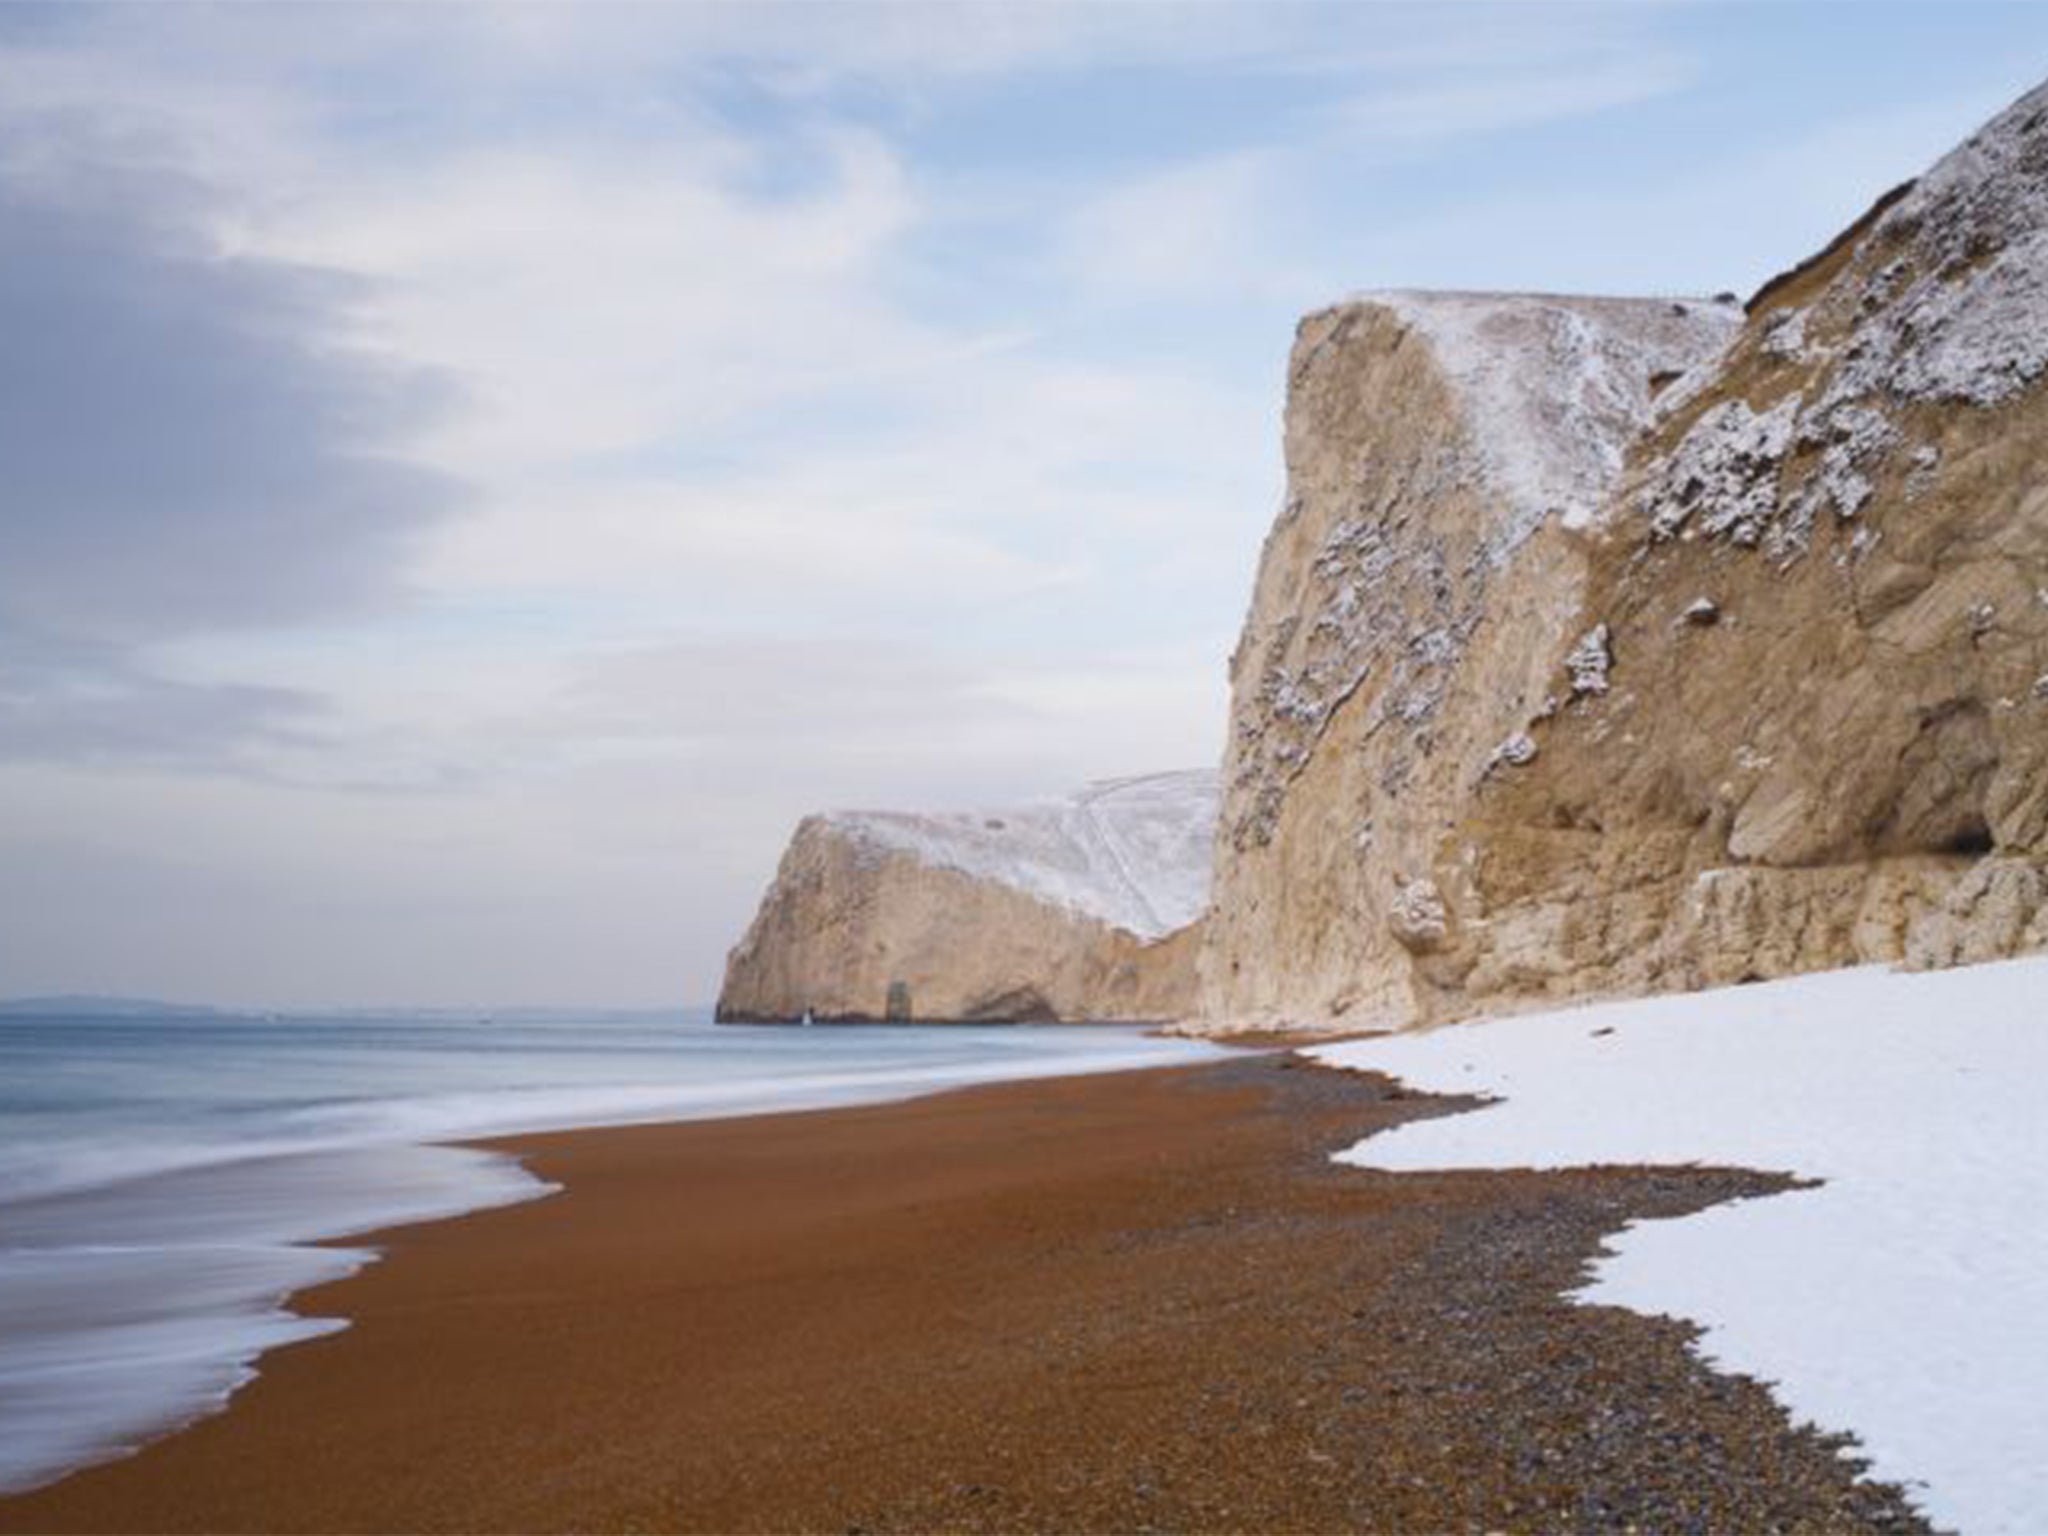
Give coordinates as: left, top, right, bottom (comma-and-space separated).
719, 772, 1216, 1023
1197, 83, 2048, 1032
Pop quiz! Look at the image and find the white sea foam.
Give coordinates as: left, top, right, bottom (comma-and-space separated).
0, 1030, 1222, 1208
0, 1015, 1226, 1496
0, 1141, 545, 1495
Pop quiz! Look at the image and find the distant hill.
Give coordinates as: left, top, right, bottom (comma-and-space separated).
0, 997, 708, 1023
306, 1005, 703, 1024
0, 995, 230, 1018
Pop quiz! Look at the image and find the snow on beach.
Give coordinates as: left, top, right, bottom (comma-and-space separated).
1309, 956, 2048, 1534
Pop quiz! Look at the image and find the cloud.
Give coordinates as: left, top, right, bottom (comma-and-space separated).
243, 129, 931, 477
551, 634, 1020, 761
551, 632, 1220, 766
0, 634, 316, 767
0, 58, 474, 766
0, 2, 1540, 103
0, 164, 458, 648
1328, 85, 2028, 298
1327, 50, 1689, 146
1059, 150, 1298, 299
1054, 11, 1691, 301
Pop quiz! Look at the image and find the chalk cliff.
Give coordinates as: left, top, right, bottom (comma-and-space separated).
718, 772, 1216, 1023
1197, 81, 2048, 1032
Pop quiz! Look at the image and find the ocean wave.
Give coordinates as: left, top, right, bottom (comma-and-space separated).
0, 1035, 1220, 1211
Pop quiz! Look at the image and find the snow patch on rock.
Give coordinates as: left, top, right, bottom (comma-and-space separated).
1485, 730, 1539, 775
1629, 85, 2048, 573
827, 770, 1218, 941
1796, 401, 1898, 524
1855, 82, 2048, 408
1361, 291, 1742, 545
1564, 622, 1614, 697
1760, 306, 1810, 362
1642, 394, 1800, 547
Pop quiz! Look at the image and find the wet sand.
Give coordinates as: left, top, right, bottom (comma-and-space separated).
0, 1057, 1927, 1534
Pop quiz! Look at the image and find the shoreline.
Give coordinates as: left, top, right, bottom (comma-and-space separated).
0, 1056, 1927, 1534
0, 1019, 1227, 1500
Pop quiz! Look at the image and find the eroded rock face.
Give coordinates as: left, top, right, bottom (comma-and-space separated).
1197, 83, 2048, 1033
1199, 293, 1741, 1029
718, 772, 1216, 1023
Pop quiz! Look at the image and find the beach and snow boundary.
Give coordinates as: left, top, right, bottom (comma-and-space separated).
1310, 955, 2048, 1535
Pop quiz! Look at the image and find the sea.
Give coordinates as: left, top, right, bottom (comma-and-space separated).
0, 1006, 1225, 1496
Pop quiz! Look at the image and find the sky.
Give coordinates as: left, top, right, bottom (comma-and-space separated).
1, 1, 2044, 1010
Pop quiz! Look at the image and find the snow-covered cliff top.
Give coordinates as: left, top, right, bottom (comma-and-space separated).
1851, 78, 2048, 407
1629, 81, 2048, 567
826, 770, 1218, 941
1347, 290, 1742, 543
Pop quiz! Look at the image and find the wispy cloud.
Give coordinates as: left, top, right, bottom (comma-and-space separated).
0, 126, 463, 769
1327, 50, 1690, 146
0, 636, 316, 767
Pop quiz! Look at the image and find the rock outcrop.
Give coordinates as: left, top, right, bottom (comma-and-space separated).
1196, 82, 2048, 1033
719, 771, 1216, 1023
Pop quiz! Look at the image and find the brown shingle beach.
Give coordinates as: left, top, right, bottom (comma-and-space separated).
0, 1056, 1927, 1535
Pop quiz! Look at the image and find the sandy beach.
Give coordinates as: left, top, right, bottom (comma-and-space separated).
0, 1056, 1928, 1534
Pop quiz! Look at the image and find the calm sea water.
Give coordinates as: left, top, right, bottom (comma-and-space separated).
0, 1009, 1224, 1495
